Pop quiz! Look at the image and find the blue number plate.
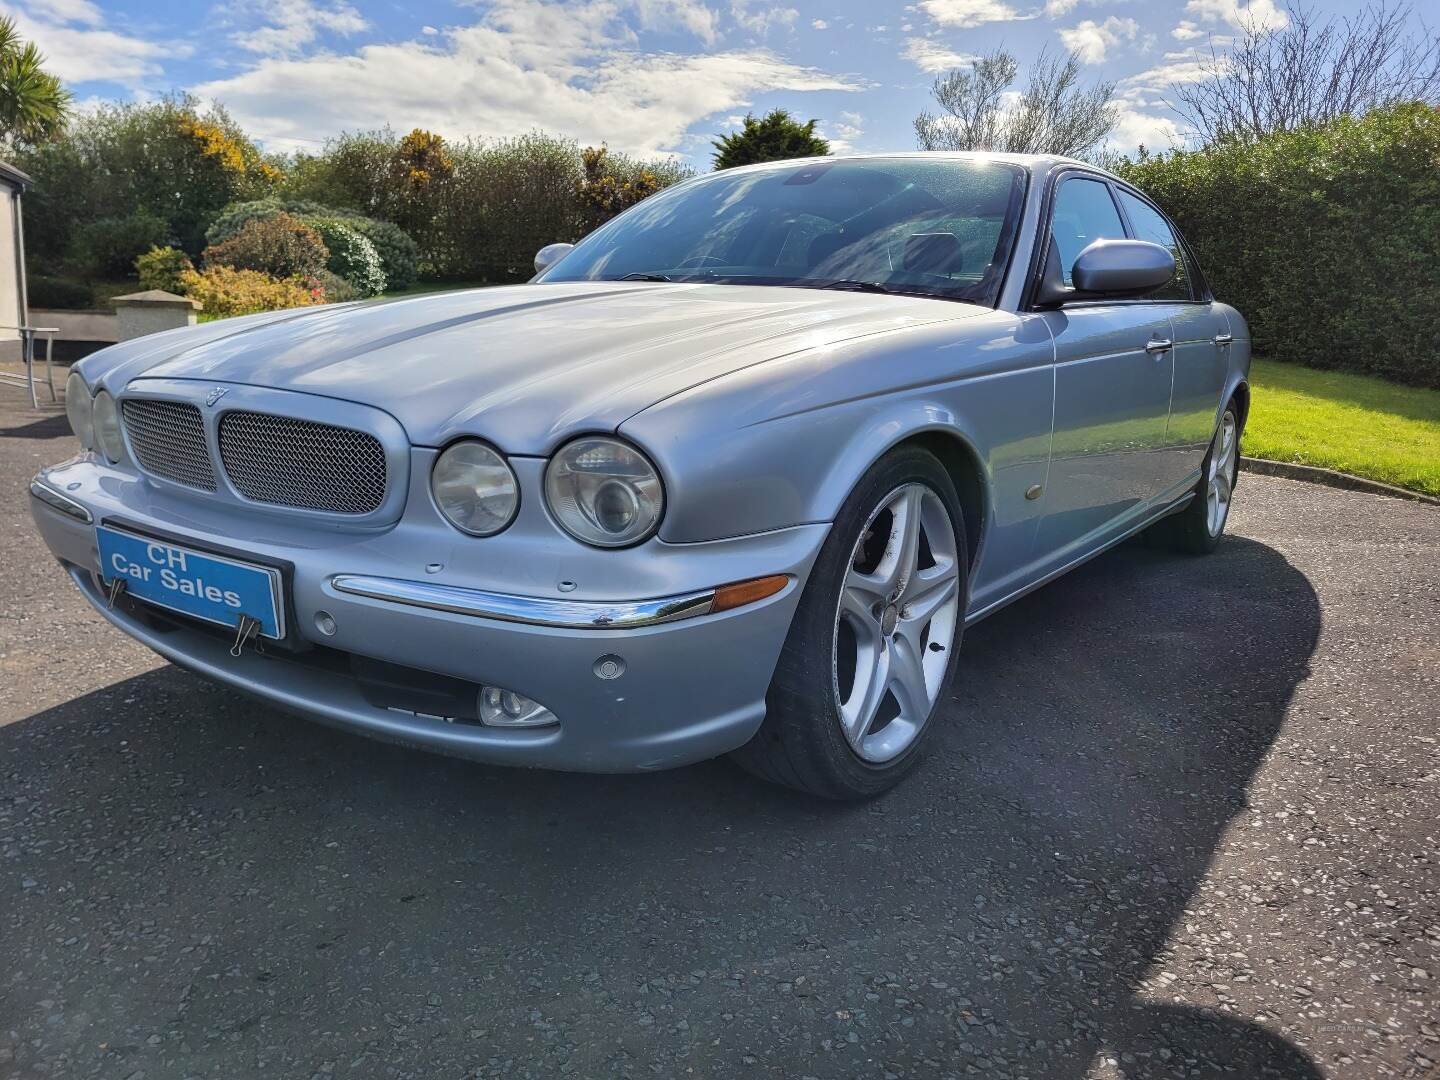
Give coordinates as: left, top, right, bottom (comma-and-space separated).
96, 526, 284, 639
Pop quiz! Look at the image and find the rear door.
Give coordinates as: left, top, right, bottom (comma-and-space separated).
1113, 186, 1232, 484
1034, 173, 1177, 560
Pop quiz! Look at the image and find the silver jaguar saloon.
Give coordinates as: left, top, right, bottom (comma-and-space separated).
31, 153, 1249, 799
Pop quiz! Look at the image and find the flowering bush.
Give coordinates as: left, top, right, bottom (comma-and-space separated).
205, 199, 419, 290
201, 212, 329, 279
135, 245, 194, 293
308, 219, 387, 295
177, 265, 322, 317
577, 145, 660, 231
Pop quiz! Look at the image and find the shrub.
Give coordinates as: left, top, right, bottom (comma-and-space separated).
135, 245, 194, 293
27, 275, 93, 309
313, 269, 359, 303
176, 265, 322, 317
344, 217, 417, 289
308, 219, 387, 295
206, 198, 419, 289
1115, 102, 1440, 388
202, 212, 329, 279
70, 210, 168, 277
577, 145, 661, 232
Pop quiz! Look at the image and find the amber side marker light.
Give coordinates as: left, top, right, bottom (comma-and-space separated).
711, 574, 790, 613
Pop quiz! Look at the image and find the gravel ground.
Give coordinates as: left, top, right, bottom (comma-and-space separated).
1, 390, 1437, 1079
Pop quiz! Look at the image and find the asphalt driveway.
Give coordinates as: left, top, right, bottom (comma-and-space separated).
2, 389, 1437, 1079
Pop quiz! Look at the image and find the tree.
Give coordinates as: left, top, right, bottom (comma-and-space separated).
914, 48, 1118, 158
1172, 2, 1440, 143
712, 109, 829, 170
0, 16, 71, 148
16, 95, 280, 270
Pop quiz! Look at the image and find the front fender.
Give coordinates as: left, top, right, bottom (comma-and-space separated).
622, 313, 1055, 608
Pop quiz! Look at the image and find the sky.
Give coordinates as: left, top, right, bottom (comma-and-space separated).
0, 0, 1417, 166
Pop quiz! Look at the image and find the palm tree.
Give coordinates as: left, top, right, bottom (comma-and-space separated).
0, 16, 71, 147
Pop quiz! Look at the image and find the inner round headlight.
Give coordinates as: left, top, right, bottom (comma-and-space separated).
544, 437, 664, 547
431, 440, 519, 536
65, 371, 94, 449
93, 391, 125, 463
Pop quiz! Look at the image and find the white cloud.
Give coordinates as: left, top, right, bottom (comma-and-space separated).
1105, 106, 1183, 154
23, 0, 103, 25
916, 0, 1030, 30
821, 108, 864, 152
1171, 19, 1203, 40
1058, 15, 1138, 64
230, 0, 368, 56
5, 2, 176, 85
1119, 49, 1214, 100
1044, 0, 1080, 14
191, 0, 859, 156
730, 0, 798, 36
811, 18, 828, 29
1184, 0, 1287, 33
634, 0, 721, 44
902, 37, 979, 73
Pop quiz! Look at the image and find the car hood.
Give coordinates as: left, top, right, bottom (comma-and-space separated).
97, 282, 986, 452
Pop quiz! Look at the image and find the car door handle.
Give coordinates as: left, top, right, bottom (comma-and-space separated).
1213, 332, 1233, 346
1145, 338, 1173, 354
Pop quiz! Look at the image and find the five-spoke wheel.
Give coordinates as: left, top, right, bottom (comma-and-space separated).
834, 484, 961, 763
732, 446, 967, 799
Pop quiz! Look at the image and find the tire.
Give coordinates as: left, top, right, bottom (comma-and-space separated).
731, 446, 968, 800
1148, 400, 1241, 555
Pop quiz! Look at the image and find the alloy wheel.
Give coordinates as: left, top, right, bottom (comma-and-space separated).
1207, 410, 1238, 536
832, 483, 961, 763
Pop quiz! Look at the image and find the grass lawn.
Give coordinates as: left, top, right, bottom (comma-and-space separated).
377, 279, 491, 300
1245, 358, 1440, 498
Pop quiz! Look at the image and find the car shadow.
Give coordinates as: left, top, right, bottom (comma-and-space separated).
1, 535, 1322, 1078
0, 411, 70, 440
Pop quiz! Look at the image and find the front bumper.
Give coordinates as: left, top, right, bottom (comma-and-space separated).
30, 457, 827, 772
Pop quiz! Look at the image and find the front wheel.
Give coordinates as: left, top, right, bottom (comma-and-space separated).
731, 446, 967, 800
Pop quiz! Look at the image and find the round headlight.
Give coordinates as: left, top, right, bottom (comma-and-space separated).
544, 437, 664, 547
431, 440, 519, 536
93, 391, 125, 463
65, 371, 94, 449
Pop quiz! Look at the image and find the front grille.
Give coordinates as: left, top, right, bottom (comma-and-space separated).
218, 411, 387, 514
121, 399, 216, 492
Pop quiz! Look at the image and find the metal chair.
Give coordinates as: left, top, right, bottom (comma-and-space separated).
0, 325, 59, 407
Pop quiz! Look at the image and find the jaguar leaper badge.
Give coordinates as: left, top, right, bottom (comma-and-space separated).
205, 387, 229, 407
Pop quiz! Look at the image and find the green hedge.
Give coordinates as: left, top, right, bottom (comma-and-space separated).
1116, 103, 1440, 389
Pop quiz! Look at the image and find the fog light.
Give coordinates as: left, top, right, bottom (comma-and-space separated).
478, 685, 557, 728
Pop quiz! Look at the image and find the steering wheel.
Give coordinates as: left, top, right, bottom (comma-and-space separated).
677, 255, 727, 269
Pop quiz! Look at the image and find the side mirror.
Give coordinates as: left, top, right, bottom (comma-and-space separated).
1034, 238, 1174, 308
534, 242, 575, 275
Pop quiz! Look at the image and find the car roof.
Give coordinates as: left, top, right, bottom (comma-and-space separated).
713, 151, 1120, 183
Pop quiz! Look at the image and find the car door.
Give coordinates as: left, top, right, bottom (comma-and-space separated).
1113, 186, 1232, 485
1033, 173, 1177, 561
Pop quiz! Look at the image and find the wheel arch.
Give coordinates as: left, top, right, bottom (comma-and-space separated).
815, 416, 992, 576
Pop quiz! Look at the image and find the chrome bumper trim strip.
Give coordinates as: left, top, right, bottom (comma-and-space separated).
330, 574, 716, 630
30, 476, 93, 524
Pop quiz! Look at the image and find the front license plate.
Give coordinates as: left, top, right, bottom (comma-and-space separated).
96, 526, 284, 639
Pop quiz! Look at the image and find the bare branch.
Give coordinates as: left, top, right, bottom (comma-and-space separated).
1172, 2, 1440, 142
915, 47, 1118, 159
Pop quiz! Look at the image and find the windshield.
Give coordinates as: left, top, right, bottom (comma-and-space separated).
538, 157, 1028, 306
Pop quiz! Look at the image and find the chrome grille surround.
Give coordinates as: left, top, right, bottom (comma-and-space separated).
218, 410, 387, 514
120, 399, 216, 492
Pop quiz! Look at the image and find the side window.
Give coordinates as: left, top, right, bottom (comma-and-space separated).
1116, 190, 1192, 301
1049, 177, 1126, 287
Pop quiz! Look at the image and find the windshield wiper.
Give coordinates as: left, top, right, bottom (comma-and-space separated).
617, 272, 672, 282
816, 279, 896, 294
